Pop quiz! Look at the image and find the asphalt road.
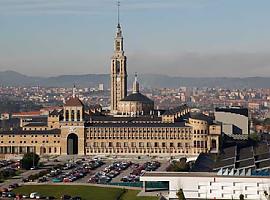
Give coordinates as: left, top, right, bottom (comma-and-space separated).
0, 169, 44, 188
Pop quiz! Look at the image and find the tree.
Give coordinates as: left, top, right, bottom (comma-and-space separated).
167, 158, 190, 172
239, 194, 244, 200
21, 152, 40, 170
176, 189, 186, 200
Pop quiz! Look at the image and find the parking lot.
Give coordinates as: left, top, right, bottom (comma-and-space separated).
35, 159, 166, 185
0, 156, 171, 199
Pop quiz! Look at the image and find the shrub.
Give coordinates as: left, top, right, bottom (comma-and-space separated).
176, 189, 186, 200
239, 194, 244, 200
21, 152, 40, 170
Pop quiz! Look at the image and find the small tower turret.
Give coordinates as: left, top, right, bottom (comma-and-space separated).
133, 73, 139, 94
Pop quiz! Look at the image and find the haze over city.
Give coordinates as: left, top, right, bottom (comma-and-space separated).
1, 0, 270, 77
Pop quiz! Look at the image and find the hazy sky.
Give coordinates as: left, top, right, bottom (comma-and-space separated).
1, 0, 270, 77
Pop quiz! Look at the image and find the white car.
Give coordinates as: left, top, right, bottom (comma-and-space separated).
22, 194, 29, 198
30, 192, 38, 199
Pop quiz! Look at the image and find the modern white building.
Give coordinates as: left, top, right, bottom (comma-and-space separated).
215, 107, 249, 135
140, 171, 270, 200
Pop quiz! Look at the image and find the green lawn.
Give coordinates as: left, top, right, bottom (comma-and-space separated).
120, 190, 158, 200
13, 185, 158, 200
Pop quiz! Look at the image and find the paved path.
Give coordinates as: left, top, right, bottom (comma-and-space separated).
24, 182, 141, 190
0, 169, 44, 188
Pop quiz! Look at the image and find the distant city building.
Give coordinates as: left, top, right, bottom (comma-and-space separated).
98, 84, 104, 91
248, 102, 261, 110
0, 113, 10, 120
215, 107, 249, 135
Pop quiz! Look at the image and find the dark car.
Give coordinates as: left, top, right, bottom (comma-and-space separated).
61, 195, 71, 200
22, 178, 29, 183
45, 196, 55, 200
13, 183, 19, 188
71, 197, 81, 200
2, 192, 8, 198
7, 192, 15, 198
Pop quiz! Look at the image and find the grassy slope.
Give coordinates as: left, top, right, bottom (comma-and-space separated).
14, 185, 158, 200
121, 190, 158, 200
14, 185, 122, 200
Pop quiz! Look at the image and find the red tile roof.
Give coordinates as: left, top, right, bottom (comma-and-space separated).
65, 97, 84, 107
12, 111, 41, 116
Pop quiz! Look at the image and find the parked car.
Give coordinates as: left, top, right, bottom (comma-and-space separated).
22, 178, 29, 183
2, 192, 8, 198
30, 192, 38, 199
45, 196, 55, 200
61, 195, 71, 200
22, 194, 29, 198
7, 192, 15, 198
71, 197, 81, 200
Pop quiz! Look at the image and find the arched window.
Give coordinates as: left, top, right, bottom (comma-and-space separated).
71, 110, 75, 121
77, 110, 81, 121
211, 139, 217, 149
65, 110, 69, 121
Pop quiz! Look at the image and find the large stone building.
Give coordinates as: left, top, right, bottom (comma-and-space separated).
0, 17, 221, 157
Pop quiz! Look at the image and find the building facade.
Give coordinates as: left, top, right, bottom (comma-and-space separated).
0, 18, 221, 157
0, 102, 220, 157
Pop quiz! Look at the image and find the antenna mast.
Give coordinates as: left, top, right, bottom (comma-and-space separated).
117, 1, 120, 26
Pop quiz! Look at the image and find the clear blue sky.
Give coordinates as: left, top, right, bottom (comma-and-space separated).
0, 0, 270, 77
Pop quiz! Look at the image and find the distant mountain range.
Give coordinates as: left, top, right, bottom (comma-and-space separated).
1, 70, 270, 89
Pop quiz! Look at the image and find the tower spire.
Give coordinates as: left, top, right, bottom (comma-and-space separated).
111, 0, 127, 113
117, 1, 120, 28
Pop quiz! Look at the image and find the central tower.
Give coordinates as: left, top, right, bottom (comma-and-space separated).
111, 1, 127, 113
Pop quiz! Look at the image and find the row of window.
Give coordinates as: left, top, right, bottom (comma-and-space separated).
24, 128, 48, 131
2, 140, 60, 144
87, 136, 192, 140
193, 140, 208, 148
194, 130, 208, 134
2, 135, 60, 138
64, 110, 81, 121
88, 132, 192, 138
86, 148, 190, 154
88, 142, 192, 148
0, 146, 59, 154
89, 128, 191, 133
42, 147, 58, 154
189, 120, 208, 125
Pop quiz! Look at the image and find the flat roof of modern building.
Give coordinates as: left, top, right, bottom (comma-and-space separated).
141, 171, 270, 179
215, 107, 248, 117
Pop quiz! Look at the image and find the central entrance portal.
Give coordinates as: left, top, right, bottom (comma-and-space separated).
67, 133, 78, 155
